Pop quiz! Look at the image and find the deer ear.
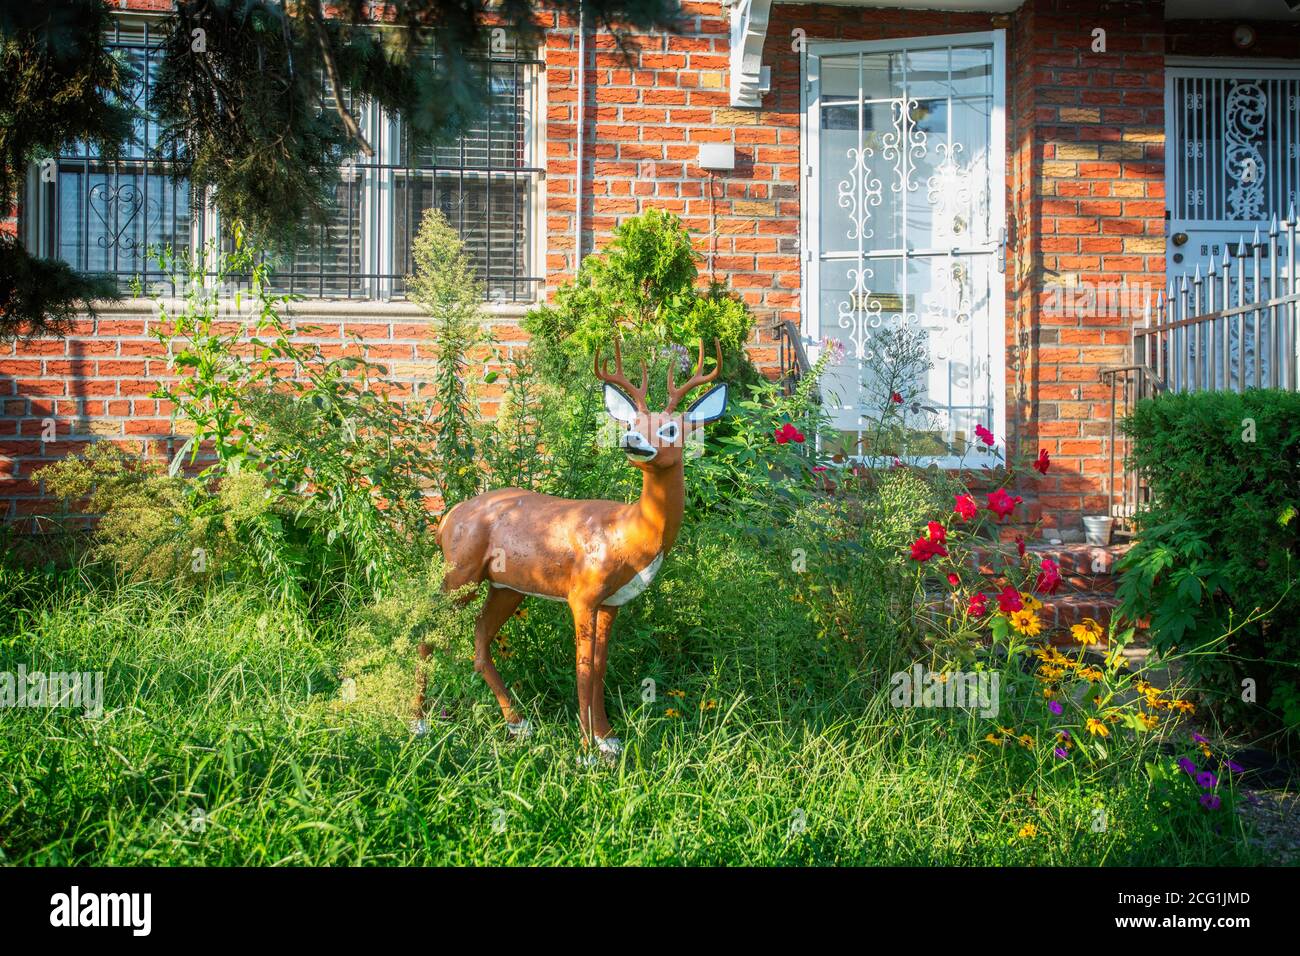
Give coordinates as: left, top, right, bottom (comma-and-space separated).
603, 383, 640, 424
684, 383, 728, 424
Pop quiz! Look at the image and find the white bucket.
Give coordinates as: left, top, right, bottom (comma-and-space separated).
1082, 515, 1114, 547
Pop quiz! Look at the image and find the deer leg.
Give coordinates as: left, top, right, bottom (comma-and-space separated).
474, 586, 527, 727
570, 600, 598, 747
591, 605, 618, 742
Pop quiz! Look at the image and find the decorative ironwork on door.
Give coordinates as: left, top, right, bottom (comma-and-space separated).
806, 34, 1006, 466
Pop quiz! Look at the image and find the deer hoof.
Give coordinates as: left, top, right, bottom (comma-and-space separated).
596, 735, 623, 757
506, 718, 532, 739
410, 718, 429, 737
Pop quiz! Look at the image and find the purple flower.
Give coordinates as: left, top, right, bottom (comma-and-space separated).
1054, 747, 1069, 759
1196, 771, 1218, 789
1048, 700, 1063, 716
1200, 793, 1221, 810
1192, 732, 1208, 744
1059, 730, 1071, 740
1226, 760, 1244, 774
1177, 757, 1198, 778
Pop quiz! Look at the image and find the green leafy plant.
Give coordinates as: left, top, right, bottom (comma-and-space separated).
1117, 389, 1300, 738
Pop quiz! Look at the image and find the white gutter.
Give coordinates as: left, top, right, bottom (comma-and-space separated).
575, 6, 587, 269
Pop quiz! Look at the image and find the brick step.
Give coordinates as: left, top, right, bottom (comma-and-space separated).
967, 542, 1131, 577
966, 543, 1130, 597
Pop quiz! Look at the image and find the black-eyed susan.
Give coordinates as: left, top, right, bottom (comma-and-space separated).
1085, 717, 1110, 737
1009, 608, 1043, 637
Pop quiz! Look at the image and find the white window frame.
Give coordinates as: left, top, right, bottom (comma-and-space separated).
799, 29, 1008, 468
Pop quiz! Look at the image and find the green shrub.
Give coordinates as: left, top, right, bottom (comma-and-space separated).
1117, 389, 1300, 738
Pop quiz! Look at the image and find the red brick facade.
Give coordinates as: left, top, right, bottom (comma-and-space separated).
3, 1, 1299, 536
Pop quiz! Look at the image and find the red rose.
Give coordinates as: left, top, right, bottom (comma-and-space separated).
987, 488, 1022, 520
954, 494, 977, 521
947, 572, 961, 588
910, 536, 948, 562
968, 592, 989, 617
975, 424, 996, 447
927, 521, 947, 546
891, 392, 903, 404
997, 585, 1023, 614
1035, 557, 1061, 595
1032, 448, 1051, 475
775, 422, 804, 445
1016, 534, 1025, 557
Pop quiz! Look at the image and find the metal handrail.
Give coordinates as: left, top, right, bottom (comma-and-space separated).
772, 318, 819, 401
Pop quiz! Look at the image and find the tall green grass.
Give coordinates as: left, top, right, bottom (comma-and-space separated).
0, 542, 1258, 866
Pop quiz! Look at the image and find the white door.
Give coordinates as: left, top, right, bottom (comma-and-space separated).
804, 32, 1006, 466
1166, 63, 1300, 284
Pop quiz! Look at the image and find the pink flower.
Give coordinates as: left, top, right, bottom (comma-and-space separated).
986, 488, 1022, 520
891, 391, 903, 404
954, 494, 977, 521
996, 586, 1023, 614
974, 424, 996, 447
1035, 557, 1061, 595
1032, 448, 1051, 475
968, 592, 989, 617
812, 465, 827, 472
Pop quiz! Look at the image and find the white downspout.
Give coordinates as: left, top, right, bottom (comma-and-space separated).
575, 5, 586, 272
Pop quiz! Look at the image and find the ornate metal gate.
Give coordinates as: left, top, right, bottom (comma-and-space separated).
803, 32, 1006, 466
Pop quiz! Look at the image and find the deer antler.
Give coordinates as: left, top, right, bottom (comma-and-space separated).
664, 339, 722, 414
594, 336, 650, 413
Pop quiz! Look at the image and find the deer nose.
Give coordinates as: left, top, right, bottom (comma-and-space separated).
621, 431, 656, 457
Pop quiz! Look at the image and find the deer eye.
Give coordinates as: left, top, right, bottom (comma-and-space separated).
657, 421, 679, 444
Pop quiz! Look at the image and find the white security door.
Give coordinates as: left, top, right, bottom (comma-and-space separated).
805, 32, 1006, 466
1167, 64, 1300, 282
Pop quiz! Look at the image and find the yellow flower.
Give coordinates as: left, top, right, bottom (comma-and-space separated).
1018, 734, 1035, 749
985, 733, 1005, 746
700, 699, 717, 711
1018, 822, 1039, 839
1070, 617, 1104, 645
1085, 717, 1110, 737
998, 726, 1015, 736
1078, 666, 1105, 683
1009, 609, 1042, 637
664, 708, 682, 718
1020, 592, 1044, 612
1137, 712, 1159, 730
667, 689, 686, 699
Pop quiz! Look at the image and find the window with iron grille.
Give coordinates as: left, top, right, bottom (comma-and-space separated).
23, 17, 543, 303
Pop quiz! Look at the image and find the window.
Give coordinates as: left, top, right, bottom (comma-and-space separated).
25, 17, 543, 303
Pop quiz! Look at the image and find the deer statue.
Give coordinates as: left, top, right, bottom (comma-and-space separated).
415, 337, 727, 759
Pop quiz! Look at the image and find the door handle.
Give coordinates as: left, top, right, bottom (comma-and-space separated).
996, 228, 1006, 274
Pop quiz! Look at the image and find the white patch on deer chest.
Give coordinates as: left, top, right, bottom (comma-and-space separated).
601, 553, 664, 607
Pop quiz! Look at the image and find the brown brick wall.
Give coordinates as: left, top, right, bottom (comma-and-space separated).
6, 0, 1298, 533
